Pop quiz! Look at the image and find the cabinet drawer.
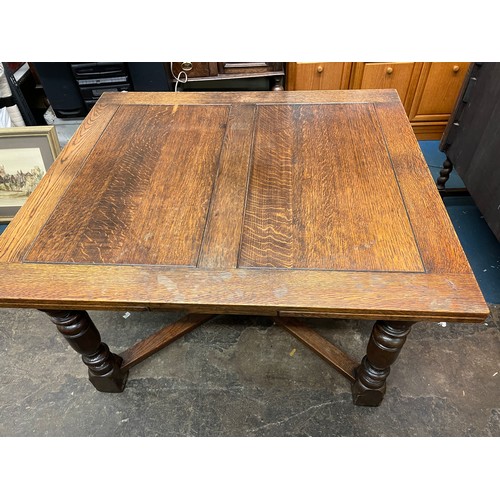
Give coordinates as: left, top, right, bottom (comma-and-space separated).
218, 62, 283, 75
171, 62, 213, 78
286, 62, 352, 90
350, 62, 421, 112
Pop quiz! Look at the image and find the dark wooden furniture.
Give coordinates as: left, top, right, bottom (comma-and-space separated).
0, 90, 488, 406
438, 62, 500, 241
171, 62, 284, 90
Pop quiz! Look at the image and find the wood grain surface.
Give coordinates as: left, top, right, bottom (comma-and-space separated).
0, 263, 488, 321
0, 91, 488, 322
197, 105, 256, 268
26, 105, 229, 266
239, 103, 424, 271
375, 101, 472, 273
99, 90, 400, 106
0, 101, 119, 262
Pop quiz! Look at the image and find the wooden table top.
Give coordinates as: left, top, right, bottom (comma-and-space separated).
0, 91, 489, 322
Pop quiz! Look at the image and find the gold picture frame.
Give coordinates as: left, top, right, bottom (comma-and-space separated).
0, 126, 61, 222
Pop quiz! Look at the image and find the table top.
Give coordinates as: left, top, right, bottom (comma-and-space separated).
0, 91, 489, 322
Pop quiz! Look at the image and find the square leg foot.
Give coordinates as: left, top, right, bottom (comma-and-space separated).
89, 368, 128, 393
352, 381, 385, 407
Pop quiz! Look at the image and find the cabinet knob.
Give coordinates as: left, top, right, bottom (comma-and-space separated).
386, 67, 393, 75
317, 65, 323, 73
453, 65, 460, 73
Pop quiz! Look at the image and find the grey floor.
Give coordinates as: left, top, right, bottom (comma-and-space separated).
0, 305, 498, 437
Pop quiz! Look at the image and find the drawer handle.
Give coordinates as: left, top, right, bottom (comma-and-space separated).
386, 67, 393, 75
453, 65, 460, 72
317, 65, 323, 73
181, 62, 193, 72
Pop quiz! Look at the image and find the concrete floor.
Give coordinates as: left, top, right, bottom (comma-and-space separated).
0, 305, 498, 436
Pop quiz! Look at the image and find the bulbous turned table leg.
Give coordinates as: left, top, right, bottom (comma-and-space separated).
352, 320, 415, 406
436, 156, 453, 191
40, 309, 128, 392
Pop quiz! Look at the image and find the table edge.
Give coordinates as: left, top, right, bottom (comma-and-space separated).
0, 263, 489, 322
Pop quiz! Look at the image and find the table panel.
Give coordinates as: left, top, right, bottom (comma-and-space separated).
239, 103, 424, 272
25, 105, 229, 266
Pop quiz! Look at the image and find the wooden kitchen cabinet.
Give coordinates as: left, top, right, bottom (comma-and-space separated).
286, 62, 471, 140
286, 63, 352, 90
408, 62, 469, 139
349, 62, 422, 113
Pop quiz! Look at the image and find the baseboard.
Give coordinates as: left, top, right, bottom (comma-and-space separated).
411, 121, 447, 141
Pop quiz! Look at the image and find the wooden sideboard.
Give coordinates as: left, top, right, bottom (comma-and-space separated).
286, 62, 470, 140
171, 62, 285, 90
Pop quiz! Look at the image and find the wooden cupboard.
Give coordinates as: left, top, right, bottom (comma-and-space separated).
349, 62, 422, 114
286, 62, 470, 140
285, 62, 352, 90
408, 62, 469, 139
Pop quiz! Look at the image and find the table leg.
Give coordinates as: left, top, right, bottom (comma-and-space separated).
436, 156, 453, 191
40, 309, 128, 393
352, 320, 415, 406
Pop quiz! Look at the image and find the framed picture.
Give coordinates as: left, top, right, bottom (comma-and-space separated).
0, 126, 60, 222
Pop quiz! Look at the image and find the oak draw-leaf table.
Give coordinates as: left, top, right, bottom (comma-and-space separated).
0, 90, 489, 406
